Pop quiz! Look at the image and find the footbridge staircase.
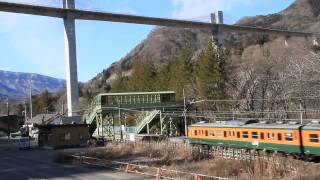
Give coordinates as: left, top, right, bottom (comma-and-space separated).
135, 110, 160, 134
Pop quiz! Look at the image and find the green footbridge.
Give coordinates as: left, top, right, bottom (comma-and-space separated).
83, 91, 177, 137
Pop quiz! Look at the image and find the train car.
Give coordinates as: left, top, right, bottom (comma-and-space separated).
301, 122, 320, 156
188, 120, 302, 154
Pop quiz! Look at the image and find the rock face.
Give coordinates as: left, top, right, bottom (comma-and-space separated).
282, 0, 320, 17
0, 70, 65, 99
85, 0, 320, 92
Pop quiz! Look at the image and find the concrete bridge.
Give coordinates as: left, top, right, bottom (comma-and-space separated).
0, 0, 319, 117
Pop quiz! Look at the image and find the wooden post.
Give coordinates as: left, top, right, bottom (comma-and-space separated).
125, 163, 130, 173
156, 168, 162, 179
194, 175, 201, 180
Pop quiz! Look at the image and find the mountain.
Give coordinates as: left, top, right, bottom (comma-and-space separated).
85, 0, 320, 93
0, 70, 65, 99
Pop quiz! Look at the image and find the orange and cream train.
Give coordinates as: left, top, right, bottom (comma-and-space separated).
188, 120, 320, 157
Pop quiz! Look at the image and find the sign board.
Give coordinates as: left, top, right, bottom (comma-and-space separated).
252, 140, 259, 146
19, 137, 30, 150
129, 133, 135, 142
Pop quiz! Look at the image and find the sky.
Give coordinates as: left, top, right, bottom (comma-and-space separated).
0, 0, 294, 82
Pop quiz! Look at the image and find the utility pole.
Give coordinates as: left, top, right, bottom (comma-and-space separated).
24, 101, 27, 122
29, 75, 33, 119
61, 101, 64, 115
299, 100, 303, 125
6, 97, 10, 140
119, 105, 123, 141
183, 88, 187, 136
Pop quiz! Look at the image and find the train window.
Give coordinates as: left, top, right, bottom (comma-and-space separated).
210, 131, 215, 137
285, 133, 293, 141
161, 94, 171, 103
260, 132, 265, 140
242, 131, 249, 138
237, 131, 241, 138
267, 133, 275, 140
309, 134, 319, 143
194, 130, 198, 136
223, 131, 227, 137
252, 132, 258, 139
217, 131, 223, 138
205, 130, 208, 136
277, 133, 282, 141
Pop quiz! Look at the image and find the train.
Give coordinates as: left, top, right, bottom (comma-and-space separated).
187, 120, 320, 158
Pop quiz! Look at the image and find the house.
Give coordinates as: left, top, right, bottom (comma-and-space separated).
24, 114, 84, 139
37, 124, 89, 149
24, 114, 58, 138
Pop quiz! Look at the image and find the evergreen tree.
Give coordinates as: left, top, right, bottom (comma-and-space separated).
196, 39, 226, 109
35, 90, 54, 114
111, 69, 128, 92
15, 103, 24, 116
127, 58, 157, 91
156, 62, 172, 91
169, 46, 195, 101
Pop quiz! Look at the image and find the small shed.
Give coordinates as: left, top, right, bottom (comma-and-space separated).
37, 124, 89, 149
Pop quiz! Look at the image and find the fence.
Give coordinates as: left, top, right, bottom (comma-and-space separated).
70, 155, 228, 180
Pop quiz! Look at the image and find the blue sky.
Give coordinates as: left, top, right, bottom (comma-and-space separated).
0, 0, 294, 82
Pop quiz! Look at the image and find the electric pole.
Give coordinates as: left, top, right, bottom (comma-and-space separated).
24, 101, 27, 122
183, 88, 187, 136
119, 105, 123, 141
6, 97, 10, 140
29, 75, 33, 119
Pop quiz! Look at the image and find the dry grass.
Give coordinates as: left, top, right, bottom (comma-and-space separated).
70, 142, 320, 179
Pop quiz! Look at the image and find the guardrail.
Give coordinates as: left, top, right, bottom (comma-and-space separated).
70, 155, 228, 180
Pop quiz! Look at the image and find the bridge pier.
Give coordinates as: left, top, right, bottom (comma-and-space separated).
63, 0, 79, 117
211, 11, 224, 64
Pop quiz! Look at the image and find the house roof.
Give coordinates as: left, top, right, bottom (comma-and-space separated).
26, 114, 57, 125
36, 124, 89, 130
50, 116, 84, 125
26, 114, 85, 125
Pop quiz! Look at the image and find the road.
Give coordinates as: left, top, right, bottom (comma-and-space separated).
0, 140, 151, 180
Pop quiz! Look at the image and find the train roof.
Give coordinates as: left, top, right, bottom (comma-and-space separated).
189, 120, 302, 130
302, 121, 320, 130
